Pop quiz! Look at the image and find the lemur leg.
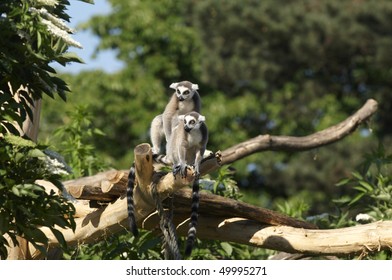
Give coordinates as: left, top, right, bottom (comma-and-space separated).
150, 114, 164, 155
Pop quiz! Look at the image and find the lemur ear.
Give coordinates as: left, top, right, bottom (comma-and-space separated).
169, 82, 178, 89
191, 83, 199, 91
199, 115, 206, 122
178, 115, 185, 120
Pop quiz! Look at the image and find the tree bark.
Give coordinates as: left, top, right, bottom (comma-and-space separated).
64, 170, 128, 201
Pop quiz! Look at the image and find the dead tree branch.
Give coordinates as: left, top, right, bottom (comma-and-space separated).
221, 98, 378, 165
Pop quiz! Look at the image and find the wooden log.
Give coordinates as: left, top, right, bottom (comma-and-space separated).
171, 188, 317, 229
207, 218, 392, 256
141, 212, 392, 256
63, 170, 127, 201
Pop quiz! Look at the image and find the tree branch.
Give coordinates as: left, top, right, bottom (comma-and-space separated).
221, 98, 378, 165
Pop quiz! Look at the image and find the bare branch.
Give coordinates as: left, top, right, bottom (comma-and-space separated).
221, 99, 378, 165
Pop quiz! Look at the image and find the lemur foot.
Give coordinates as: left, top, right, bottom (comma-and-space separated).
173, 164, 188, 178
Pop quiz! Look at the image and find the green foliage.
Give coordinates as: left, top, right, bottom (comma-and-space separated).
64, 230, 163, 260
327, 144, 392, 259
200, 165, 242, 200
0, 0, 91, 135
275, 196, 310, 220
0, 135, 75, 259
186, 240, 271, 260
52, 105, 107, 178
0, 0, 89, 259
334, 144, 392, 222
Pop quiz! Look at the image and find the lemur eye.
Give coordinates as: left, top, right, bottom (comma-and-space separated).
183, 90, 190, 95
190, 120, 195, 125
176, 89, 180, 94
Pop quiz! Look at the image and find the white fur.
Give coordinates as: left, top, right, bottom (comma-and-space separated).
169, 82, 178, 89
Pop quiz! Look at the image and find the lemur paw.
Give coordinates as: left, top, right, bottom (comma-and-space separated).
173, 164, 188, 178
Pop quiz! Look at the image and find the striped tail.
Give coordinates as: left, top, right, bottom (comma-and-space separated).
127, 164, 139, 237
152, 153, 172, 165
184, 175, 200, 256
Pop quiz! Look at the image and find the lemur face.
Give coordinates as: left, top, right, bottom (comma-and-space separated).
170, 81, 199, 102
181, 112, 205, 132
175, 85, 194, 102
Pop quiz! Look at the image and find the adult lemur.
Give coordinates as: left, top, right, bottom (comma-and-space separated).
128, 82, 206, 258
167, 111, 208, 256
150, 81, 201, 155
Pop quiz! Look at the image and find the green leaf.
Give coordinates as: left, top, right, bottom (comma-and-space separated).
0, 212, 10, 233
332, 196, 352, 205
348, 193, 366, 206
37, 31, 42, 49
4, 135, 36, 148
23, 227, 49, 244
351, 171, 364, 181
27, 148, 46, 158
80, 0, 95, 4
373, 193, 391, 201
50, 227, 67, 248
358, 180, 374, 192
220, 242, 233, 256
11, 185, 21, 197
1, 122, 20, 136
335, 178, 350, 187
57, 52, 85, 65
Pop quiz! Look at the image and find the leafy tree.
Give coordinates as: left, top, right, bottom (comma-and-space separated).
0, 0, 91, 259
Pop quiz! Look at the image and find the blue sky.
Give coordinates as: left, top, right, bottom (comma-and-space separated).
58, 0, 124, 74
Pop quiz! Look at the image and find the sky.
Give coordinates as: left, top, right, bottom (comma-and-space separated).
57, 0, 124, 74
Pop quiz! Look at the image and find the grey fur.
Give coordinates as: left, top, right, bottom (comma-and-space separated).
165, 111, 208, 257
150, 81, 201, 155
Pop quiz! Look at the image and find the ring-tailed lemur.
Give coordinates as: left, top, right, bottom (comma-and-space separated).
166, 111, 208, 256
150, 81, 201, 155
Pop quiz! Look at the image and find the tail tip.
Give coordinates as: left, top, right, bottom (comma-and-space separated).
184, 245, 192, 257
130, 225, 139, 237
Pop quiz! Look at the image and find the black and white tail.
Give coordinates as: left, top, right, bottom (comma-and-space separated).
184, 175, 200, 256
127, 164, 139, 237
152, 153, 172, 165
